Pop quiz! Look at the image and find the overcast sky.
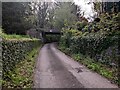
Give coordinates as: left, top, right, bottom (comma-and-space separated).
74, 0, 96, 21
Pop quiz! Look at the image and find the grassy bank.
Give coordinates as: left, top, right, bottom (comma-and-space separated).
3, 46, 41, 88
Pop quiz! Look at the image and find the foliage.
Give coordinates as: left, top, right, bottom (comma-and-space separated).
93, 1, 120, 14
2, 39, 40, 86
59, 44, 118, 85
53, 2, 77, 30
36, 2, 49, 28
60, 27, 119, 67
2, 46, 40, 88
76, 21, 88, 31
72, 53, 114, 81
0, 33, 30, 40
45, 35, 61, 43
0, 28, 2, 34
93, 1, 102, 15
59, 13, 119, 85
2, 2, 35, 34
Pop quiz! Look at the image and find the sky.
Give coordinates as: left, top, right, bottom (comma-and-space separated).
74, 0, 97, 21
52, 0, 96, 21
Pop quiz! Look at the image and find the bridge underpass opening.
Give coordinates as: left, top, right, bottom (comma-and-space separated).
41, 32, 62, 43
45, 34, 61, 43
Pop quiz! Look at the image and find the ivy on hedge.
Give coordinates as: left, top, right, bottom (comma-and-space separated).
59, 13, 119, 86
2, 39, 40, 80
60, 29, 118, 67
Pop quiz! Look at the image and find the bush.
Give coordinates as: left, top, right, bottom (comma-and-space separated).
60, 28, 119, 67
76, 21, 87, 31
59, 13, 119, 85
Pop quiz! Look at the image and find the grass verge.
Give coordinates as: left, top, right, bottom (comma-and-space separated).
59, 46, 119, 86
0, 30, 37, 40
0, 33, 30, 40
2, 46, 41, 88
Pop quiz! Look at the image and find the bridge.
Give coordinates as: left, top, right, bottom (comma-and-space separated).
36, 28, 62, 43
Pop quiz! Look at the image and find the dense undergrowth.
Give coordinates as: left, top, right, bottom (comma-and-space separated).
59, 13, 120, 86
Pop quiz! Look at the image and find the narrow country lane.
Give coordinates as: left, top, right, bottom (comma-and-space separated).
34, 43, 118, 88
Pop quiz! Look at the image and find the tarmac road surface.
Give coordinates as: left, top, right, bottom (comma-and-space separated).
34, 43, 118, 88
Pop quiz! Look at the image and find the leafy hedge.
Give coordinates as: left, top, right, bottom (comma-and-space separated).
2, 39, 40, 81
59, 29, 119, 85
60, 29, 119, 67
59, 12, 119, 86
60, 13, 120, 67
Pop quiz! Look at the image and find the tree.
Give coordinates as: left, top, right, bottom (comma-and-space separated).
92, 0, 120, 18
93, 1, 102, 16
46, 3, 55, 29
35, 2, 49, 29
2, 2, 34, 34
53, 2, 77, 30
0, 2, 1, 27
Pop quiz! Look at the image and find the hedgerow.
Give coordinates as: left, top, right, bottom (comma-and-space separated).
59, 13, 119, 85
2, 39, 40, 83
60, 29, 118, 66
60, 13, 119, 67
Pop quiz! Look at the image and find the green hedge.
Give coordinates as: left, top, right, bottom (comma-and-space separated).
59, 29, 119, 67
2, 39, 40, 80
59, 13, 119, 85
59, 29, 119, 85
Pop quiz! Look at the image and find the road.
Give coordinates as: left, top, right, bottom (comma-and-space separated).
34, 43, 118, 88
